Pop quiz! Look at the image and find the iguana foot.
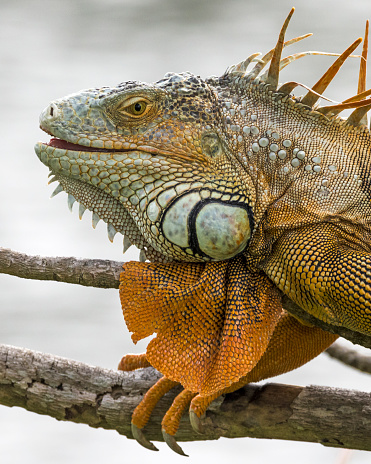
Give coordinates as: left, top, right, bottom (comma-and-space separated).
133, 377, 196, 455
117, 352, 194, 455
189, 392, 220, 434
189, 409, 204, 435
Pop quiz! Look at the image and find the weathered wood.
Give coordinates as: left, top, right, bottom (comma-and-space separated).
1, 344, 370, 450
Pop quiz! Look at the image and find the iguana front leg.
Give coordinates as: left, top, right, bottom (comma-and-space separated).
262, 222, 371, 335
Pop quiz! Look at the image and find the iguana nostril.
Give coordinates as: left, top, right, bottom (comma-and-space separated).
46, 103, 59, 120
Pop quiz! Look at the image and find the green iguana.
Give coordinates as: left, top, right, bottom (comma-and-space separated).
35, 8, 371, 455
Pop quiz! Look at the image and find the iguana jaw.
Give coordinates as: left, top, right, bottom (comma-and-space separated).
35, 139, 176, 262
35, 139, 252, 262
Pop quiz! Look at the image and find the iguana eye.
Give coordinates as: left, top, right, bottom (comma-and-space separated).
118, 98, 151, 118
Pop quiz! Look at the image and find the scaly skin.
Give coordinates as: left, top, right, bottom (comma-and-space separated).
35, 9, 370, 454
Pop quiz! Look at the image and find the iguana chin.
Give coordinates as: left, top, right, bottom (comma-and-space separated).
34, 8, 371, 455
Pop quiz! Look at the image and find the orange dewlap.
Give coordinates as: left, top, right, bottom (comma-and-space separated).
119, 255, 283, 395
189, 310, 338, 417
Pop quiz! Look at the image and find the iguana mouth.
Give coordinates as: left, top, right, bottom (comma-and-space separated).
43, 137, 189, 161
46, 138, 130, 153
48, 138, 103, 152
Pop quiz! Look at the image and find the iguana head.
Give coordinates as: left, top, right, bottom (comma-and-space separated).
35, 8, 371, 266
35, 71, 255, 263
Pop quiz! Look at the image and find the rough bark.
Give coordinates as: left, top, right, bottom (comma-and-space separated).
1, 247, 371, 349
1, 344, 371, 450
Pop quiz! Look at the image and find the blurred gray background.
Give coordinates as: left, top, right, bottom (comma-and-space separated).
1, 0, 370, 463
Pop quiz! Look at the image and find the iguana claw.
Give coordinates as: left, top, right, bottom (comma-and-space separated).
162, 429, 188, 457
131, 423, 158, 452
189, 410, 205, 435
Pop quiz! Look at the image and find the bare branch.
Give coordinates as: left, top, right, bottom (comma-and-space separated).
2, 247, 371, 349
0, 247, 121, 288
326, 343, 371, 375
1, 343, 371, 451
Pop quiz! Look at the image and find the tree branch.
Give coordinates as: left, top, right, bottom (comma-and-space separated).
1, 343, 371, 450
0, 247, 121, 288
326, 343, 371, 375
2, 247, 371, 348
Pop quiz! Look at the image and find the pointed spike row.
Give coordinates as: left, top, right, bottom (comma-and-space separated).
225, 53, 262, 75
347, 101, 371, 126
301, 37, 363, 108
78, 203, 87, 220
50, 184, 64, 198
237, 52, 262, 73
67, 194, 76, 212
92, 212, 101, 229
342, 87, 371, 104
316, 97, 371, 115
107, 223, 117, 243
260, 51, 350, 82
277, 81, 300, 95
48, 175, 58, 185
358, 20, 369, 95
277, 81, 339, 102
357, 20, 369, 126
319, 88, 371, 119
279, 51, 355, 72
123, 235, 132, 253
265, 7, 295, 89
247, 32, 313, 80
48, 171, 54, 178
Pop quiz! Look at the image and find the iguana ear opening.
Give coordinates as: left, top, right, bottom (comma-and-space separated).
119, 256, 282, 395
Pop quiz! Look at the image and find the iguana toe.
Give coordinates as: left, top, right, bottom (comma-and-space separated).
189, 410, 205, 435
162, 430, 188, 457
117, 353, 150, 371
131, 423, 158, 452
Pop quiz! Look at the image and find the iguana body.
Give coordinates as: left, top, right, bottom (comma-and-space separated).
35, 9, 370, 454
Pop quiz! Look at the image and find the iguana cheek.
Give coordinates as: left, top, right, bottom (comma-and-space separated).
160, 191, 252, 260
